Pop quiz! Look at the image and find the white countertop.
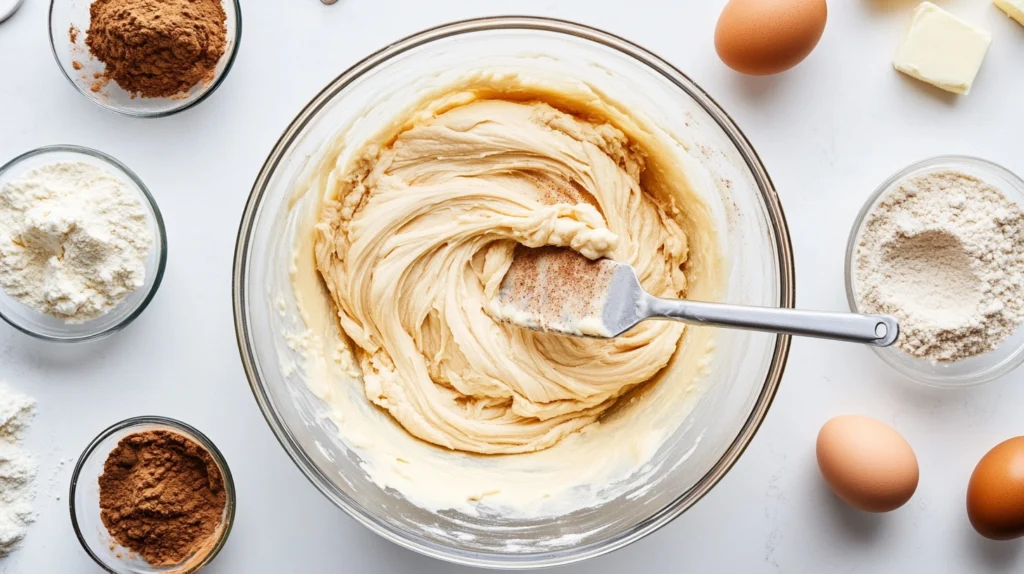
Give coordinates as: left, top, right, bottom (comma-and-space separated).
2, 0, 1023, 572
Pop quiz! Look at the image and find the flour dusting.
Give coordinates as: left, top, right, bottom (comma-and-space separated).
0, 384, 37, 557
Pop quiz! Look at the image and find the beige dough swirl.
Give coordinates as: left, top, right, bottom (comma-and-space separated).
314, 97, 691, 454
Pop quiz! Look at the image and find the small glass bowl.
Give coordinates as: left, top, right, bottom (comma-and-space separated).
845, 155, 1024, 387
0, 0, 24, 23
0, 146, 167, 342
70, 416, 236, 574
47, 0, 241, 117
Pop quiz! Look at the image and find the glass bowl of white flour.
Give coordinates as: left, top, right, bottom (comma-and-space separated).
846, 156, 1024, 387
0, 145, 167, 342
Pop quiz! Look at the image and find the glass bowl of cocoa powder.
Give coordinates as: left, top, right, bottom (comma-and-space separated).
70, 416, 236, 573
48, 0, 241, 117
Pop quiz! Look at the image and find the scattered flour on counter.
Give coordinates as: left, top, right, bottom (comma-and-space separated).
855, 170, 1024, 362
0, 384, 37, 557
0, 161, 152, 323
46, 458, 68, 502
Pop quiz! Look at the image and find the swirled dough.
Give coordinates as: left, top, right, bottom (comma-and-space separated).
314, 95, 692, 455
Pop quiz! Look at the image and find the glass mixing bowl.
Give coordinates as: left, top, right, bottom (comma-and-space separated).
233, 17, 794, 569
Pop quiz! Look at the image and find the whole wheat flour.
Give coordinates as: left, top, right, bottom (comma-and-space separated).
855, 170, 1024, 362
0, 162, 152, 323
0, 384, 37, 557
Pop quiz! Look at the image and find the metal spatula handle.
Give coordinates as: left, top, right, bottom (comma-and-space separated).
645, 296, 899, 346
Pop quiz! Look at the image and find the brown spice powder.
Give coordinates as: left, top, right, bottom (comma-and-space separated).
85, 0, 227, 98
98, 430, 227, 567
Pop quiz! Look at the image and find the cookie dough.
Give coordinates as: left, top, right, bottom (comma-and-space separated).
314, 92, 694, 454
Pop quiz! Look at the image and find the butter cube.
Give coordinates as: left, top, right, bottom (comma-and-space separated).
893, 2, 992, 95
995, 0, 1024, 27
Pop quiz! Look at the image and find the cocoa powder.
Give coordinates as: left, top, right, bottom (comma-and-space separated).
85, 0, 227, 98
98, 430, 227, 567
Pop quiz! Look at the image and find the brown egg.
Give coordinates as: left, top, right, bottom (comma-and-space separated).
715, 0, 828, 75
967, 437, 1024, 540
816, 415, 919, 512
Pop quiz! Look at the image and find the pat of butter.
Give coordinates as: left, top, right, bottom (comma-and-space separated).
995, 0, 1024, 27
893, 2, 992, 95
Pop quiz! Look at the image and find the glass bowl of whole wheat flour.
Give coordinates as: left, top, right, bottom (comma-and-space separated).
234, 17, 795, 569
0, 146, 167, 342
846, 156, 1024, 388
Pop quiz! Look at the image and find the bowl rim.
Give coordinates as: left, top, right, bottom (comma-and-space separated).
47, 0, 243, 118
844, 154, 1024, 387
232, 15, 795, 569
0, 144, 168, 343
0, 0, 24, 23
68, 415, 237, 574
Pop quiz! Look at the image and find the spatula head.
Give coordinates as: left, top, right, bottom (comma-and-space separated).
490, 246, 646, 338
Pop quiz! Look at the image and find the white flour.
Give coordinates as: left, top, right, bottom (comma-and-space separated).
855, 170, 1024, 362
0, 384, 37, 557
0, 162, 152, 323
